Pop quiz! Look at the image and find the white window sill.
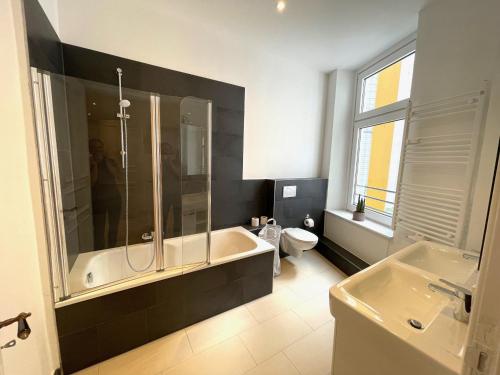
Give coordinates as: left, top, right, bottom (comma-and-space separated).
325, 209, 394, 239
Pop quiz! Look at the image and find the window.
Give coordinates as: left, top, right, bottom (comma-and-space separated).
348, 36, 416, 226
360, 53, 415, 113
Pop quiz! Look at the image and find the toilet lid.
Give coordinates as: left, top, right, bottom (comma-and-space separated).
285, 228, 318, 243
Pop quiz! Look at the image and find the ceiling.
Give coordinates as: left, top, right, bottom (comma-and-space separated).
157, 0, 431, 72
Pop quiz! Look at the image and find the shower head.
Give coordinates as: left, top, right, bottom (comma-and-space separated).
119, 99, 131, 108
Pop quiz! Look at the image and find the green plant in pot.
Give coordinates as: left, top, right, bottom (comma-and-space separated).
353, 195, 366, 222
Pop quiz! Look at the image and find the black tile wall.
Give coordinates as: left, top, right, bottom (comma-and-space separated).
270, 178, 328, 235
55, 251, 273, 373
23, 0, 271, 231
316, 236, 369, 276
59, 44, 262, 230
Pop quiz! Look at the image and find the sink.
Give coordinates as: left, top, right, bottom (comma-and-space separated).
397, 241, 478, 284
329, 240, 473, 375
343, 262, 448, 335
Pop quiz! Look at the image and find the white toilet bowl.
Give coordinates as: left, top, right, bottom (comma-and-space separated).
280, 228, 318, 257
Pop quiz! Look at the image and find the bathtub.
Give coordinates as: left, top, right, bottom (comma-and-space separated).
59, 226, 274, 307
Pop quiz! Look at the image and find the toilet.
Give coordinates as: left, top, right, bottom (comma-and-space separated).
280, 228, 318, 257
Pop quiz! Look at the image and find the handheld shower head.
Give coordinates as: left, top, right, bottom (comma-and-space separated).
119, 99, 131, 108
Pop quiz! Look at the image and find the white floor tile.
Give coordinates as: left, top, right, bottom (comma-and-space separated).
239, 310, 312, 363
287, 268, 344, 301
273, 260, 313, 291
99, 330, 192, 375
71, 365, 99, 375
292, 294, 333, 329
319, 265, 347, 284
290, 251, 333, 274
284, 321, 335, 375
246, 288, 302, 322
186, 306, 258, 353
274, 252, 345, 296
244, 352, 300, 375
77, 249, 344, 375
164, 337, 256, 375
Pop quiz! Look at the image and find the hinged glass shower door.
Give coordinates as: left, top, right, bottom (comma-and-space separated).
158, 95, 212, 270
31, 68, 212, 301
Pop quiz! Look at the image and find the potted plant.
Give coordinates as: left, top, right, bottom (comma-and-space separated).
352, 195, 366, 222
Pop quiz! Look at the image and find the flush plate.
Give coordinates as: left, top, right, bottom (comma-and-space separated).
283, 185, 297, 198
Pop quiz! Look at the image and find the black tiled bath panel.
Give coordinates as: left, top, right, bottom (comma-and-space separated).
55, 251, 273, 374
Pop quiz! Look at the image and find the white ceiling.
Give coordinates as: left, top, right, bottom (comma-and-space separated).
157, 0, 431, 72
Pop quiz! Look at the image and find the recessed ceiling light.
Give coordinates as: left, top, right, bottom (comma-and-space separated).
276, 0, 286, 13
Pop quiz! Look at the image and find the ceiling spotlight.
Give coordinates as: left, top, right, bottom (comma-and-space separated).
276, 0, 286, 13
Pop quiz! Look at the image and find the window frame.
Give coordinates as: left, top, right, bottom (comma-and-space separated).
346, 35, 416, 227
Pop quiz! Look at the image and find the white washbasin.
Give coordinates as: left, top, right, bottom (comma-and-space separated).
397, 241, 478, 284
341, 262, 448, 335
329, 241, 475, 375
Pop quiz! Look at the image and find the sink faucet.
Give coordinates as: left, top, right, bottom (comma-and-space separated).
428, 278, 472, 323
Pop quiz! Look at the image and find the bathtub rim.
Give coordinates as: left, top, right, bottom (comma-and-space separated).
55, 226, 274, 308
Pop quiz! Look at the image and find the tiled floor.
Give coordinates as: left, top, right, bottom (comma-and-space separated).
73, 250, 346, 375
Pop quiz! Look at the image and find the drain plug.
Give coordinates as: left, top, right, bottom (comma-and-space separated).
408, 319, 423, 330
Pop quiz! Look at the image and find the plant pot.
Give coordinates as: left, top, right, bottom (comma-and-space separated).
352, 211, 365, 222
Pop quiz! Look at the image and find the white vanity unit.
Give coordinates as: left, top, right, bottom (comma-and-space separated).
329, 241, 478, 375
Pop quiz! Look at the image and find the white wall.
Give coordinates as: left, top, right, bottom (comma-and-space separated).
56, 0, 327, 180
0, 0, 59, 374
324, 213, 391, 265
321, 70, 355, 207
324, 0, 500, 263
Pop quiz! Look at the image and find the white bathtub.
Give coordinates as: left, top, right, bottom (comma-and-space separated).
58, 226, 274, 307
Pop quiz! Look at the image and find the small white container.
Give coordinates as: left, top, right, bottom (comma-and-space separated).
251, 217, 259, 227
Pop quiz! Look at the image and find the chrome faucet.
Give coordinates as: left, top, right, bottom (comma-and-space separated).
428, 278, 472, 323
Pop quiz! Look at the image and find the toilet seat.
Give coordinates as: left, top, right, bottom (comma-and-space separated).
283, 228, 317, 243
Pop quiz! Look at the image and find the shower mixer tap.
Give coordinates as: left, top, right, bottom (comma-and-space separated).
141, 231, 154, 241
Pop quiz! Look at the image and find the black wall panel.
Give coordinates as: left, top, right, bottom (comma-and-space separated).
270, 178, 328, 235
23, 0, 64, 74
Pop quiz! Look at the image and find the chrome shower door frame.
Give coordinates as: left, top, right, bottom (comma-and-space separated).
206, 100, 212, 264
31, 68, 71, 301
150, 94, 164, 271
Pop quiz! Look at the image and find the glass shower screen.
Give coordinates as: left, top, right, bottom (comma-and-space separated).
159, 95, 212, 271
31, 68, 212, 300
